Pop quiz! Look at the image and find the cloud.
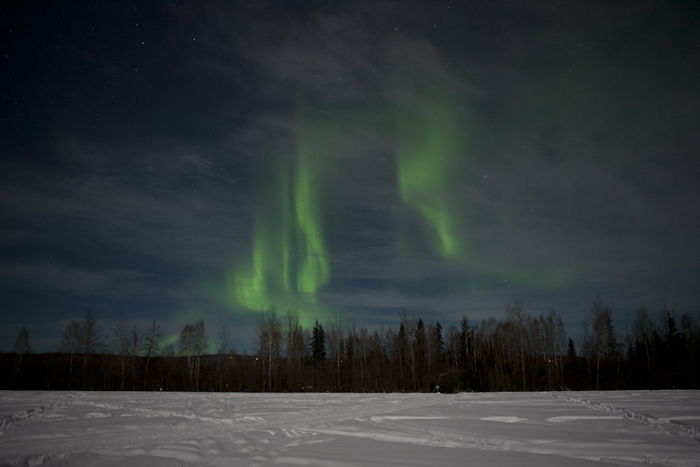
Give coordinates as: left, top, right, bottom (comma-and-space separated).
0, 259, 153, 298
0, 136, 252, 268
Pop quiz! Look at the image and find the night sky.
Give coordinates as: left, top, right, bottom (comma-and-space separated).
2, 1, 699, 353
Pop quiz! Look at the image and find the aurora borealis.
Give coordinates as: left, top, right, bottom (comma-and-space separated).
395, 88, 470, 260
226, 120, 330, 325
1, 1, 699, 352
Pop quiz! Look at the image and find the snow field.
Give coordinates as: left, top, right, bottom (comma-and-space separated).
0, 390, 698, 466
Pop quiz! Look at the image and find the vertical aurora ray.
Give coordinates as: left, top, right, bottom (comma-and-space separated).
395, 90, 470, 259
278, 174, 295, 294
227, 118, 330, 324
294, 154, 330, 295
229, 171, 295, 310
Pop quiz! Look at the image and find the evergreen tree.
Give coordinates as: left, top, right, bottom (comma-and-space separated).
414, 318, 427, 390
663, 307, 682, 386
459, 316, 471, 390
309, 320, 326, 390
309, 320, 326, 366
433, 321, 445, 362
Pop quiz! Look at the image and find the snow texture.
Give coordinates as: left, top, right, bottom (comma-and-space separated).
0, 390, 698, 466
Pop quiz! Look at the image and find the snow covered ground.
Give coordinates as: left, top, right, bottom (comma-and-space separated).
1, 390, 698, 467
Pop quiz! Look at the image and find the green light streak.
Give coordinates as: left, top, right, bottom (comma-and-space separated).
395, 90, 469, 259
278, 175, 295, 294
231, 232, 268, 311
228, 120, 330, 324
162, 333, 179, 346
396, 266, 574, 296
230, 171, 296, 311
503, 267, 573, 290
294, 137, 330, 295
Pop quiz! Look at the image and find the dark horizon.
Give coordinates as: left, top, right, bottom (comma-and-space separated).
5, 301, 698, 394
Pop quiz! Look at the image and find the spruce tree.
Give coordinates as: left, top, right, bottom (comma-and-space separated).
310, 320, 326, 366
434, 321, 445, 362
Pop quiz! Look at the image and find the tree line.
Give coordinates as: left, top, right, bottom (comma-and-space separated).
3, 300, 700, 392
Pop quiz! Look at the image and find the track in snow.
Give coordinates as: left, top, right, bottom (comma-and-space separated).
2, 391, 700, 467
0, 393, 82, 434
0, 393, 452, 464
550, 392, 700, 439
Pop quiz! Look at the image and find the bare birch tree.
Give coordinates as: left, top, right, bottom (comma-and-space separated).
327, 310, 345, 390
78, 310, 105, 389
113, 317, 130, 390
61, 319, 80, 387
255, 307, 281, 392
284, 310, 305, 391
142, 319, 162, 389
13, 327, 32, 385
129, 322, 141, 388
507, 301, 528, 391
582, 299, 616, 389
179, 319, 208, 391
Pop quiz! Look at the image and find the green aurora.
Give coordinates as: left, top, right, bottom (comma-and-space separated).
395, 89, 470, 261
226, 97, 571, 323
226, 122, 330, 326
